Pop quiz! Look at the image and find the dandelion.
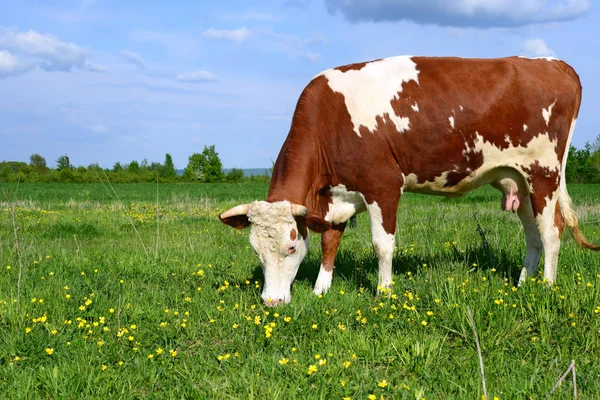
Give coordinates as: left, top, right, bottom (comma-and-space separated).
169, 349, 177, 357
101, 365, 108, 371
45, 348, 54, 355
311, 324, 318, 329
148, 354, 154, 359
368, 395, 376, 400
378, 380, 389, 388
156, 348, 164, 355
14, 355, 20, 361
307, 365, 318, 375
118, 361, 124, 366
25, 327, 31, 333
97, 341, 104, 346
338, 323, 346, 331
319, 358, 327, 366
278, 358, 289, 365
344, 361, 351, 368
421, 320, 428, 326
284, 316, 292, 323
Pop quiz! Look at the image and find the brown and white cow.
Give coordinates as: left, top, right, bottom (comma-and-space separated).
220, 56, 600, 305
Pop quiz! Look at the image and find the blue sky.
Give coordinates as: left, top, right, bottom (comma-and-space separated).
0, 0, 598, 169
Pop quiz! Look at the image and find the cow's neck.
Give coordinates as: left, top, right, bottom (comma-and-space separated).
266, 127, 324, 211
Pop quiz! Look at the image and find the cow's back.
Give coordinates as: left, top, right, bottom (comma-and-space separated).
300, 56, 581, 198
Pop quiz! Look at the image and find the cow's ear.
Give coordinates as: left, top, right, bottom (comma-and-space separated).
219, 215, 251, 229
306, 215, 332, 233
220, 204, 251, 229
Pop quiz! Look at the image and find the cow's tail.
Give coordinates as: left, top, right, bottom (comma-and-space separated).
558, 179, 600, 250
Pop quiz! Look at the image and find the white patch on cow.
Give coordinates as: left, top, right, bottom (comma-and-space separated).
449, 116, 455, 129
459, 105, 464, 111
247, 201, 309, 304
325, 184, 366, 224
364, 200, 395, 290
523, 124, 528, 132
517, 198, 543, 286
404, 132, 560, 196
313, 265, 333, 295
319, 56, 419, 137
411, 103, 419, 112
517, 56, 558, 62
535, 192, 561, 283
542, 100, 556, 126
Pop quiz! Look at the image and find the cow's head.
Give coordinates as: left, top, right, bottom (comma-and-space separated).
220, 200, 330, 305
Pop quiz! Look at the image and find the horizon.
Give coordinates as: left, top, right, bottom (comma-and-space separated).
1, 1, 598, 169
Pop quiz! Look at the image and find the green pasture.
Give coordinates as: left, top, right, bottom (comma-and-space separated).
1, 183, 600, 399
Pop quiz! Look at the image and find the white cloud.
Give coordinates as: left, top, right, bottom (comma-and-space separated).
0, 50, 31, 77
176, 70, 217, 83
202, 27, 252, 44
324, 0, 590, 28
521, 38, 556, 57
0, 27, 106, 74
119, 50, 146, 68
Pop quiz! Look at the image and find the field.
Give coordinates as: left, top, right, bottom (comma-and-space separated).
1, 182, 600, 399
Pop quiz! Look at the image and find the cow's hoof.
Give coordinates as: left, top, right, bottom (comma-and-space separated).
313, 267, 332, 295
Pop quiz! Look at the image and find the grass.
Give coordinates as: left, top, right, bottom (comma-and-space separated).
1, 182, 600, 399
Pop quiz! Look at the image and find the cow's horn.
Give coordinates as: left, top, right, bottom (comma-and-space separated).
291, 204, 308, 217
220, 204, 250, 219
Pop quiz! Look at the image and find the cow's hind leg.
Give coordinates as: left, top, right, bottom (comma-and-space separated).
517, 196, 543, 284
524, 180, 565, 284
314, 223, 346, 295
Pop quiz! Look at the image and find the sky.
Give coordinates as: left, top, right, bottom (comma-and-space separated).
0, 0, 598, 169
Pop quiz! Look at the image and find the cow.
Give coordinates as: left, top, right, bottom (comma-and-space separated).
219, 56, 600, 306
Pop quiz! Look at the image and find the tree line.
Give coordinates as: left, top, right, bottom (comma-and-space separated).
0, 145, 269, 184
1, 138, 600, 184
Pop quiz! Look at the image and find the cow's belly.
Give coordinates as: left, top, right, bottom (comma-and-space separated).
403, 172, 483, 197
325, 185, 367, 224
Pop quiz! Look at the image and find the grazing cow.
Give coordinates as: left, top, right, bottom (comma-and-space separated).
220, 56, 600, 306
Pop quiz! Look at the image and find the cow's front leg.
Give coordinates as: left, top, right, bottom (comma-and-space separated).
313, 223, 346, 295
365, 195, 399, 294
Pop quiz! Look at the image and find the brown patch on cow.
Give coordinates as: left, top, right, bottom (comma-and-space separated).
444, 150, 484, 187
290, 228, 297, 241
306, 215, 332, 233
554, 201, 565, 238
321, 224, 346, 272
522, 161, 560, 216
294, 217, 308, 239
220, 215, 251, 229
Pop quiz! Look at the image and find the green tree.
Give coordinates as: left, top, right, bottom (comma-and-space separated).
183, 153, 204, 181
183, 145, 224, 182
162, 153, 177, 178
226, 168, 244, 183
113, 162, 123, 172
127, 160, 140, 174
56, 154, 72, 171
30, 154, 48, 172
200, 145, 224, 183
590, 134, 600, 176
